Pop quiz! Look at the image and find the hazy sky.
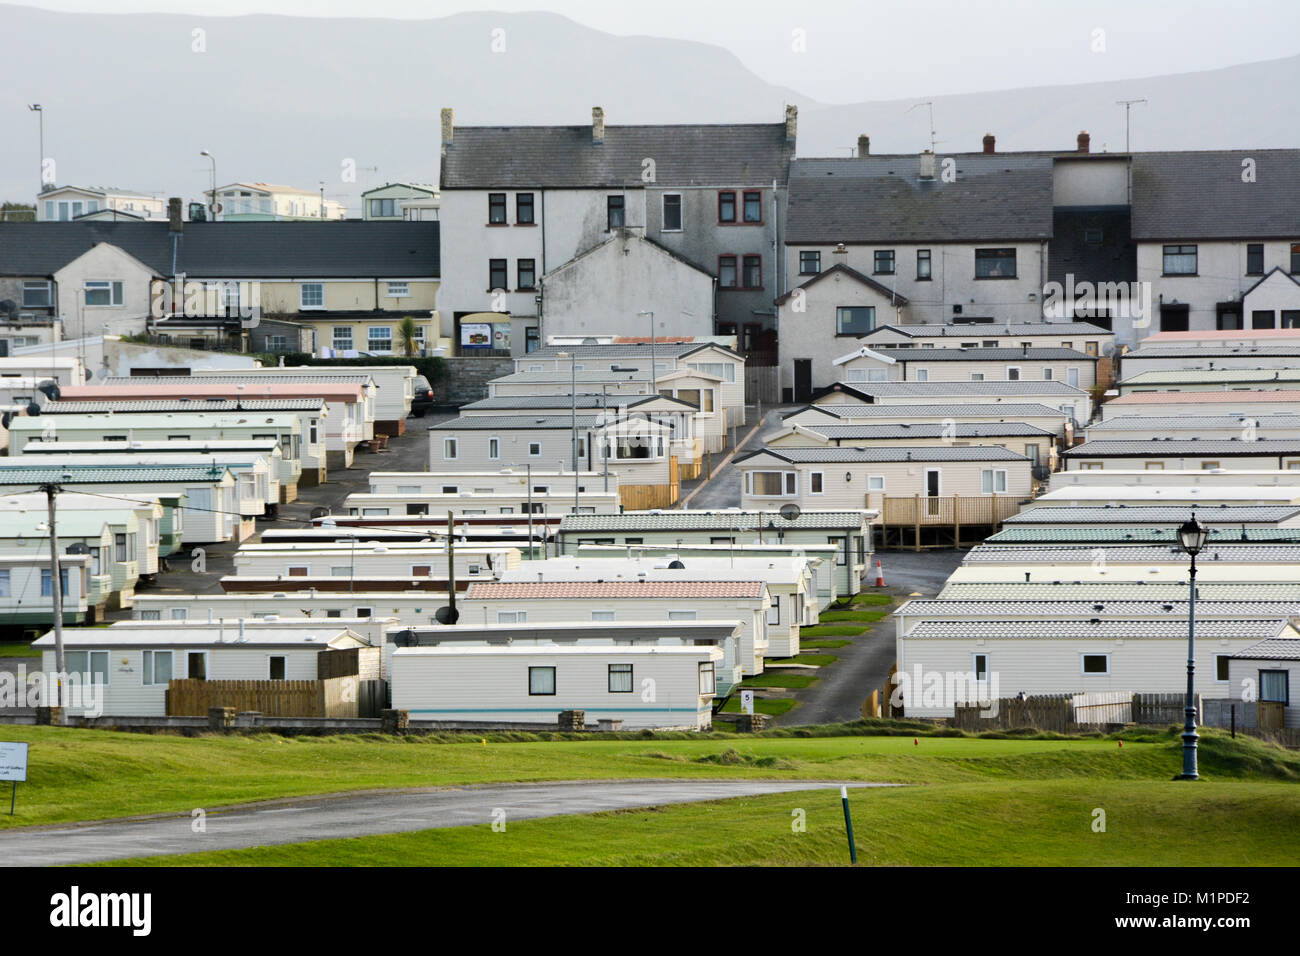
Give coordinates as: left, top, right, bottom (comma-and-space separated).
16, 0, 1300, 102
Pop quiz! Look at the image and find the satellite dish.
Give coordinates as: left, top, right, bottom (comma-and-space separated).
667, 559, 685, 569
434, 605, 459, 625
25, 402, 39, 418
779, 503, 802, 522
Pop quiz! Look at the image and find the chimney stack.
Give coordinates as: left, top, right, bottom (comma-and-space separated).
1077, 130, 1090, 153
832, 242, 848, 264
785, 105, 798, 144
982, 133, 996, 154
592, 106, 605, 145
857, 134, 870, 157
918, 150, 936, 180
167, 197, 183, 233
440, 108, 454, 152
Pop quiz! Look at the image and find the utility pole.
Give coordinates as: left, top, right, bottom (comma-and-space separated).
1116, 99, 1147, 152
28, 105, 43, 201
446, 510, 457, 624
42, 482, 66, 703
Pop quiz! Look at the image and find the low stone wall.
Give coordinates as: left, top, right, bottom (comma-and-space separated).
439, 357, 516, 407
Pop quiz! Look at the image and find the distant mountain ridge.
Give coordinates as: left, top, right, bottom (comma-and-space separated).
1, 4, 1295, 213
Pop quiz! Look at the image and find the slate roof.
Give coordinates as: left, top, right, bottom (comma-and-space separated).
784, 402, 1067, 421
862, 322, 1114, 339
0, 221, 439, 278
802, 422, 1052, 440
986, 528, 1300, 545
964, 544, 1300, 564
786, 154, 1054, 244
739, 445, 1028, 464
464, 580, 765, 600
773, 263, 908, 307
1130, 149, 1300, 240
1003, 505, 1300, 524
45, 399, 325, 414
1121, 369, 1300, 386
1232, 638, 1300, 660
559, 511, 873, 533
441, 122, 794, 189
1063, 439, 1300, 457
1123, 346, 1300, 359
818, 381, 1086, 398
0, 463, 227, 484
897, 599, 1300, 617
939, 582, 1300, 601
1090, 414, 1300, 431
1108, 391, 1300, 407
905, 619, 1287, 640
871, 346, 1095, 362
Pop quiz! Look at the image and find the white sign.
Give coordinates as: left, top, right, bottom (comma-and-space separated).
0, 741, 28, 782
740, 690, 755, 715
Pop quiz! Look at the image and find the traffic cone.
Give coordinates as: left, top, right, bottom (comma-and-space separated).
874, 559, 885, 587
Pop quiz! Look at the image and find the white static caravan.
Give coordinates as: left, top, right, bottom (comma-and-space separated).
15, 449, 278, 526
230, 543, 521, 582
0, 462, 238, 546
505, 556, 818, 658
896, 618, 1297, 718
0, 551, 91, 631
0, 376, 59, 409
341, 490, 621, 519
367, 470, 616, 498
0, 356, 86, 387
198, 365, 416, 435
813, 381, 1093, 427
0, 491, 166, 569
392, 645, 724, 730
188, 371, 379, 447
577, 541, 842, 610
461, 579, 769, 687
33, 624, 368, 718
1100, 390, 1300, 421
134, 590, 449, 628
1084, 414, 1300, 444
0, 511, 140, 613
783, 402, 1076, 443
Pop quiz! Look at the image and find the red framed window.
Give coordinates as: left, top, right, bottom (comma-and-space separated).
743, 191, 762, 223
718, 191, 736, 223
718, 255, 738, 289
742, 254, 762, 289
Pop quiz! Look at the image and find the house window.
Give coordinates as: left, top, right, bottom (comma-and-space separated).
799, 251, 821, 275
516, 192, 534, 224
767, 596, 781, 626
528, 665, 556, 695
528, 441, 541, 456
718, 255, 738, 289
1081, 654, 1110, 675
1007, 366, 1021, 381
1246, 243, 1264, 276
187, 651, 208, 680
742, 190, 762, 223
517, 259, 536, 290
980, 469, 1008, 493
607, 195, 625, 229
810, 472, 824, 494
916, 249, 931, 280
1283, 311, 1300, 328
591, 610, 616, 622
669, 610, 698, 620
488, 437, 500, 460
489, 259, 508, 291
142, 650, 173, 686
915, 368, 929, 381
970, 372, 985, 381
974, 248, 1016, 278
608, 663, 633, 693
369, 198, 397, 217
1043, 368, 1053, 380
65, 650, 108, 684
973, 653, 990, 682
1214, 655, 1231, 682
442, 437, 459, 459
698, 662, 716, 695
748, 470, 796, 497
836, 306, 875, 336
84, 280, 124, 306
662, 193, 682, 231
1261, 670, 1289, 704
269, 656, 286, 680
742, 255, 762, 289
21, 281, 51, 308
1162, 244, 1198, 275
115, 533, 127, 562
496, 610, 528, 624
718, 191, 737, 222
1252, 310, 1276, 329
488, 193, 507, 224
368, 326, 393, 352
867, 476, 885, 491
332, 327, 353, 351
873, 250, 895, 275
386, 281, 409, 298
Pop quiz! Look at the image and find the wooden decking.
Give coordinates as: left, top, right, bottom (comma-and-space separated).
867, 493, 1026, 550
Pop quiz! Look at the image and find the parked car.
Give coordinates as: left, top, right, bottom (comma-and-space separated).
410, 375, 435, 417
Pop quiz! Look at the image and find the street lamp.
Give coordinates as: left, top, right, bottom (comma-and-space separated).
199, 150, 216, 219
556, 351, 579, 514
501, 465, 533, 557
1176, 515, 1208, 780
28, 105, 44, 201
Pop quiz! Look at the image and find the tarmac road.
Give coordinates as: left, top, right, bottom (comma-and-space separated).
0, 779, 892, 865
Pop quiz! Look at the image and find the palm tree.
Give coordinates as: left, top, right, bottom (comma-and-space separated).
397, 316, 420, 357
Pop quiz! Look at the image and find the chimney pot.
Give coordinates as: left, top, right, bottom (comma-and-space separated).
440, 108, 454, 151
857, 134, 870, 157
982, 133, 995, 154
167, 197, 183, 233
785, 105, 798, 144
592, 106, 605, 145
918, 150, 936, 180
1077, 130, 1090, 153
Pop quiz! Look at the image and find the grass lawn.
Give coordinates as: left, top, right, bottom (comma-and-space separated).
739, 673, 818, 689
801, 639, 851, 649
718, 697, 797, 717
776, 653, 837, 666
89, 729, 1300, 867
0, 642, 40, 658
817, 609, 890, 624
800, 624, 877, 638
836, 592, 893, 606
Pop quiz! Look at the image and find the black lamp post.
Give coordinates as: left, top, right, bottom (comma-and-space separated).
1176, 515, 1208, 780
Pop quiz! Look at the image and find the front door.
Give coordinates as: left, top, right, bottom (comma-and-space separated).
794, 359, 812, 403
925, 469, 941, 515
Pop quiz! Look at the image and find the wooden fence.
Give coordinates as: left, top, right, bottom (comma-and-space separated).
166, 677, 359, 718
744, 365, 781, 405
869, 494, 1026, 549
952, 695, 1074, 732
1132, 692, 1199, 725
618, 457, 679, 510
1072, 691, 1132, 724
952, 691, 1203, 732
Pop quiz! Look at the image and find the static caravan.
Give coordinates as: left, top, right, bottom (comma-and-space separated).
505, 555, 817, 658
392, 644, 723, 730
766, 421, 1055, 472
368, 470, 614, 498
1228, 640, 1300, 730
60, 386, 337, 483
1002, 505, 1300, 531
263, 524, 551, 559
341, 490, 621, 519
0, 551, 91, 633
15, 448, 279, 522
134, 591, 451, 629
782, 401, 1074, 442
1100, 390, 1300, 421
836, 345, 1098, 391
811, 381, 1092, 427
230, 543, 520, 583
0, 512, 137, 613
32, 624, 368, 718
1119, 345, 1300, 378
1086, 414, 1300, 443
0, 462, 237, 546
1064, 439, 1300, 472
0, 491, 170, 564
0, 356, 86, 387
462, 578, 769, 685
577, 541, 842, 609
1117, 368, 1300, 394
558, 509, 876, 598
196, 365, 415, 436
896, 618, 1296, 718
